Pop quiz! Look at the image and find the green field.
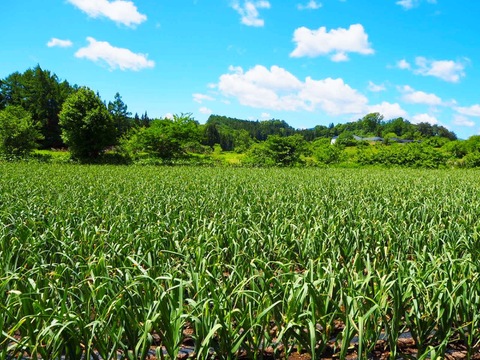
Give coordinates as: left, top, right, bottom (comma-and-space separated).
0, 164, 479, 359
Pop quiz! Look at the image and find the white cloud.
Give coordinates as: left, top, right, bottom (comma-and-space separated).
396, 59, 411, 70
414, 57, 466, 83
396, 0, 437, 10
455, 104, 480, 117
290, 24, 374, 61
164, 113, 174, 120
299, 77, 368, 114
199, 107, 213, 115
47, 38, 73, 48
75, 37, 155, 71
217, 65, 368, 115
368, 102, 407, 119
331, 52, 349, 62
368, 81, 386, 92
231, 1, 271, 27
453, 114, 475, 127
261, 112, 271, 119
297, 1, 322, 10
412, 113, 439, 125
67, 0, 146, 27
193, 93, 215, 103
400, 85, 443, 105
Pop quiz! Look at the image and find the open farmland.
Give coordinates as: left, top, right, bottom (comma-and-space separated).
0, 164, 479, 359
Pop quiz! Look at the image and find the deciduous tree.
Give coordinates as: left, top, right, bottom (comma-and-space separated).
0, 105, 43, 157
59, 87, 116, 160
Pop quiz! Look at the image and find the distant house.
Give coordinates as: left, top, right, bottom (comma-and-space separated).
331, 135, 384, 144
363, 136, 384, 142
390, 137, 417, 144
330, 134, 416, 145
354, 135, 383, 142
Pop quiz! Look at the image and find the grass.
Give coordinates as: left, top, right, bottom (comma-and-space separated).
0, 163, 479, 359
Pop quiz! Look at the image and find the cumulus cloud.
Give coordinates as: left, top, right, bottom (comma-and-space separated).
47, 38, 73, 48
397, 57, 466, 83
261, 112, 271, 119
216, 65, 369, 116
290, 24, 374, 61
75, 37, 155, 71
396, 0, 437, 10
368, 81, 386, 92
455, 104, 480, 117
412, 113, 439, 125
231, 1, 271, 27
199, 107, 213, 115
400, 85, 443, 105
67, 0, 146, 27
453, 114, 475, 127
297, 1, 322, 10
367, 102, 407, 119
414, 57, 466, 83
193, 93, 215, 103
396, 59, 411, 70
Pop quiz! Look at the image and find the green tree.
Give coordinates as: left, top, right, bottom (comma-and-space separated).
124, 114, 202, 160
0, 105, 43, 157
203, 123, 221, 147
0, 65, 74, 148
108, 92, 132, 139
311, 138, 342, 164
59, 87, 116, 160
442, 140, 467, 159
382, 117, 414, 138
360, 113, 383, 135
246, 134, 306, 166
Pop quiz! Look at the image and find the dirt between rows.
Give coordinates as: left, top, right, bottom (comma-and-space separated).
6, 326, 480, 359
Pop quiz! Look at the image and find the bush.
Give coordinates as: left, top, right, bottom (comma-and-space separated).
0, 105, 43, 158
357, 143, 448, 168
463, 152, 480, 168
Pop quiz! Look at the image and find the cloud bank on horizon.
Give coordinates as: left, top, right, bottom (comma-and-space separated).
3, 0, 480, 138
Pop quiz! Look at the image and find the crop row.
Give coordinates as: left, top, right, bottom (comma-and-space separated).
0, 164, 479, 359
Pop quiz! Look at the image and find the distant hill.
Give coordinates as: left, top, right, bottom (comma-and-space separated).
205, 113, 456, 150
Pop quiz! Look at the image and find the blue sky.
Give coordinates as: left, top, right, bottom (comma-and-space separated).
2, 0, 480, 138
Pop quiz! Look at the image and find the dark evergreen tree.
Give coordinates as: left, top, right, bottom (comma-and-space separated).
141, 111, 150, 127
0, 65, 75, 148
108, 92, 132, 139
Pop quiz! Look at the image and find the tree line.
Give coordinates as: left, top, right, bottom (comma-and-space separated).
2, 65, 480, 168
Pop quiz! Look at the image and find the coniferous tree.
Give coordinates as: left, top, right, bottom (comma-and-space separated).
108, 92, 132, 139
0, 65, 74, 148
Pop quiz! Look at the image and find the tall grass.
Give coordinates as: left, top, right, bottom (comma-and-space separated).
0, 163, 479, 359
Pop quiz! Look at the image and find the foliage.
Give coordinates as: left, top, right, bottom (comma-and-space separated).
108, 92, 132, 139
442, 140, 468, 159
360, 112, 383, 135
463, 152, 480, 168
59, 87, 116, 160
245, 134, 306, 166
357, 142, 448, 168
310, 138, 343, 164
0, 105, 43, 157
0, 65, 75, 148
335, 131, 357, 147
207, 114, 296, 142
123, 113, 202, 160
